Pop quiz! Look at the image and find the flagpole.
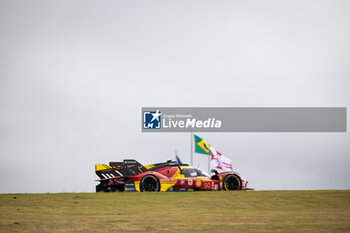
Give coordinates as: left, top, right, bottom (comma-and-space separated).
208, 151, 210, 174
190, 132, 193, 166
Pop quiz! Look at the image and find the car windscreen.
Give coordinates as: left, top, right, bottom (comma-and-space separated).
180, 168, 209, 178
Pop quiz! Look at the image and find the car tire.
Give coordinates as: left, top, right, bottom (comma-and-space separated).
223, 174, 242, 191
140, 175, 160, 192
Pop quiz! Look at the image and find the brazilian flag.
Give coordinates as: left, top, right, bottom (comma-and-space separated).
194, 134, 211, 155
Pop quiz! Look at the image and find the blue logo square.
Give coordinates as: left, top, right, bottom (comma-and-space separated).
143, 110, 162, 129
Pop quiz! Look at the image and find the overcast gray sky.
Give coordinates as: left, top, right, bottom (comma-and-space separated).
0, 0, 349, 193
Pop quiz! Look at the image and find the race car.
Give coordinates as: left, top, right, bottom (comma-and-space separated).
95, 159, 248, 192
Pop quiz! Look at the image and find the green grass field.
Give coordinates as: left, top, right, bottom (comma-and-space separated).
1, 190, 350, 232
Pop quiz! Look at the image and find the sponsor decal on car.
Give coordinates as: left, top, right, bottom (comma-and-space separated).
188, 179, 193, 186
203, 182, 212, 189
160, 178, 177, 182
196, 180, 202, 187
180, 179, 185, 185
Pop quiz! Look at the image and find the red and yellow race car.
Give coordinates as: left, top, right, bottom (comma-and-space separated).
95, 160, 248, 192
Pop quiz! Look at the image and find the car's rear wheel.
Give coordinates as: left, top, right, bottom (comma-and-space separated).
223, 174, 241, 191
140, 175, 160, 192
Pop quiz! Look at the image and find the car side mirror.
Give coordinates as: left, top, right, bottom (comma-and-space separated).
211, 169, 218, 175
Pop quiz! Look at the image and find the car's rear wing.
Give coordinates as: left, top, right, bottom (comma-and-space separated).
95, 164, 120, 180
95, 159, 147, 180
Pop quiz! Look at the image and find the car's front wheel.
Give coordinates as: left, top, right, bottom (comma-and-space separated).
140, 175, 160, 192
223, 174, 241, 191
